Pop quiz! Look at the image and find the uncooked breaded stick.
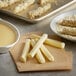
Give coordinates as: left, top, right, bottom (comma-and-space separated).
0, 0, 20, 8
38, 0, 56, 5
28, 34, 48, 58
20, 39, 31, 63
57, 25, 76, 36
14, 0, 35, 13
31, 34, 65, 49
28, 3, 51, 19
31, 39, 45, 64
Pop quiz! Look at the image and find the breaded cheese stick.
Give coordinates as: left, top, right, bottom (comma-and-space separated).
58, 15, 76, 27
58, 19, 76, 27
62, 34, 76, 40
14, 0, 35, 13
38, 0, 56, 5
28, 3, 51, 19
20, 39, 31, 63
31, 34, 65, 49
35, 39, 54, 61
57, 25, 76, 36
0, 0, 20, 8
29, 34, 48, 58
31, 39, 45, 64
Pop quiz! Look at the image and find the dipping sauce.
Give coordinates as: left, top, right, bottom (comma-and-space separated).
0, 23, 16, 47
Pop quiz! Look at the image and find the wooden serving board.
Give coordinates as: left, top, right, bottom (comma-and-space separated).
10, 32, 73, 72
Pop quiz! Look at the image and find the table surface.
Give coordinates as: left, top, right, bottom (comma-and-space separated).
0, 2, 76, 76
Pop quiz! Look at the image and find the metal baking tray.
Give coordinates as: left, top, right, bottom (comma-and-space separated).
0, 0, 75, 23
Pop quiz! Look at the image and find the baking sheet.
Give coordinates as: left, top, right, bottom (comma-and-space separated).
0, 0, 75, 23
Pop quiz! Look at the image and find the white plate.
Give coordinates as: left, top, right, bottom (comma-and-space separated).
50, 10, 76, 41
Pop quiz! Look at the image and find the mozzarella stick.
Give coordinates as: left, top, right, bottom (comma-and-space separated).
14, 0, 35, 13
28, 3, 51, 19
29, 34, 48, 58
31, 39, 45, 64
35, 39, 54, 61
31, 34, 65, 49
57, 25, 76, 36
38, 0, 56, 5
20, 39, 31, 63
40, 44, 54, 61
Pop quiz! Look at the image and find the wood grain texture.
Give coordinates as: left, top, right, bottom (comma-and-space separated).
10, 32, 73, 72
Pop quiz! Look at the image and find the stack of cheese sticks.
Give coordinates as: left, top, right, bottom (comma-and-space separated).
20, 34, 65, 64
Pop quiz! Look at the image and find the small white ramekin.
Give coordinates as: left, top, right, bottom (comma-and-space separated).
0, 18, 20, 53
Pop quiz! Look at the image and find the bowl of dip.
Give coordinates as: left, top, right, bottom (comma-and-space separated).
0, 18, 20, 53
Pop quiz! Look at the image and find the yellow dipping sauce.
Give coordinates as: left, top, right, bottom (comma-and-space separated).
0, 23, 16, 47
